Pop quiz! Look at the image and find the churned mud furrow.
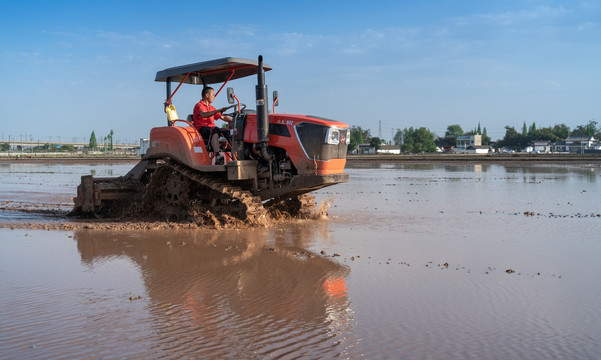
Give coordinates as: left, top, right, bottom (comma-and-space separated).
0, 195, 330, 231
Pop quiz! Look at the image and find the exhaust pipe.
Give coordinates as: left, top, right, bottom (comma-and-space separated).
256, 55, 269, 143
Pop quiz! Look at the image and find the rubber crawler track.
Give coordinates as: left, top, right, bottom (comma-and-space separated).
158, 160, 267, 221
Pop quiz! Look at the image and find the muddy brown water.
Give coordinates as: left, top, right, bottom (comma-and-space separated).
1, 161, 601, 359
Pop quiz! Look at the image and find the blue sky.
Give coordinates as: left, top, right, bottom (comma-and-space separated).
1, 0, 599, 144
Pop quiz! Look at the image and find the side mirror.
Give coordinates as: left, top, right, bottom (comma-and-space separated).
227, 87, 235, 104
272, 91, 279, 107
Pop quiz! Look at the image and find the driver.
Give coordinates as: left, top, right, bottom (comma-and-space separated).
193, 86, 233, 153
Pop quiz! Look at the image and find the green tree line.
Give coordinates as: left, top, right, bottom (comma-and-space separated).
346, 120, 600, 154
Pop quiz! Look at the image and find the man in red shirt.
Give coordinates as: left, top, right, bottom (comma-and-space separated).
193, 86, 233, 153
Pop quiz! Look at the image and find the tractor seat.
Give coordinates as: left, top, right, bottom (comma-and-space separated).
187, 114, 214, 151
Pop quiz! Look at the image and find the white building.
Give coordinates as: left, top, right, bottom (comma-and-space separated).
555, 136, 596, 153
377, 145, 401, 155
464, 146, 491, 154
532, 141, 552, 153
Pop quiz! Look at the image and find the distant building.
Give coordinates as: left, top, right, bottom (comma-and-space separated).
532, 141, 553, 153
555, 136, 596, 153
499, 147, 515, 153
358, 144, 376, 155
553, 141, 566, 152
464, 145, 491, 154
377, 145, 401, 155
455, 135, 482, 154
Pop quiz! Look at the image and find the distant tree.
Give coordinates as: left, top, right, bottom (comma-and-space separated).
401, 127, 436, 153
534, 127, 560, 142
439, 124, 464, 147
588, 120, 598, 136
445, 124, 464, 138
61, 144, 76, 152
89, 131, 98, 149
498, 126, 529, 150
570, 125, 587, 137
401, 127, 415, 153
353, 126, 364, 144
361, 128, 372, 143
393, 129, 403, 146
0, 142, 9, 151
108, 129, 114, 151
369, 137, 383, 151
415, 127, 437, 153
552, 124, 570, 139
348, 126, 364, 153
571, 120, 598, 137
522, 122, 528, 136
528, 122, 537, 136
481, 126, 491, 145
477, 122, 482, 135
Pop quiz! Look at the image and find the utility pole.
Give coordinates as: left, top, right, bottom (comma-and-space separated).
378, 120, 382, 140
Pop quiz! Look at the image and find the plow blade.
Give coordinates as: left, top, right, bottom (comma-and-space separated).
73, 176, 141, 214
72, 160, 152, 215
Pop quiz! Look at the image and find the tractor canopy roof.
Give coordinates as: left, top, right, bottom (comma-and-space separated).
154, 57, 272, 85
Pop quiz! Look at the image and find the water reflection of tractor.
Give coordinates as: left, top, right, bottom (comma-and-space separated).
72, 56, 350, 220
73, 228, 351, 346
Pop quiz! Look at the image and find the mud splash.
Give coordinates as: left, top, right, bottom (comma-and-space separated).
0, 197, 332, 231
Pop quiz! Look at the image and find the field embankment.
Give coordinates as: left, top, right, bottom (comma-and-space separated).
2, 152, 601, 164
347, 153, 601, 164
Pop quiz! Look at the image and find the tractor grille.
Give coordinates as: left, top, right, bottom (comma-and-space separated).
295, 123, 348, 161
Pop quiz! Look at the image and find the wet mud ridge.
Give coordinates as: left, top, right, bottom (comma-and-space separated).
0, 196, 332, 231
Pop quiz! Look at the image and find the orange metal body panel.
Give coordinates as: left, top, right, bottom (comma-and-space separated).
244, 114, 348, 175
145, 124, 212, 167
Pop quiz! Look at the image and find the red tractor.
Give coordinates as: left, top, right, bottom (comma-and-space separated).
73, 56, 349, 220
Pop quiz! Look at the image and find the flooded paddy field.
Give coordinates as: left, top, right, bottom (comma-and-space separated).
1, 160, 601, 359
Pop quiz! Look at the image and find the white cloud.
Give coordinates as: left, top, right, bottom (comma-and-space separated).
3, 50, 41, 63
577, 21, 599, 30
454, 6, 570, 27
273, 32, 316, 55
342, 45, 363, 55
360, 29, 385, 40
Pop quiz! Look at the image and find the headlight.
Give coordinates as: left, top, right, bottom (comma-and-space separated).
325, 128, 340, 145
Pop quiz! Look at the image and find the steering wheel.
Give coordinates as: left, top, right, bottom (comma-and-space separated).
222, 103, 246, 118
